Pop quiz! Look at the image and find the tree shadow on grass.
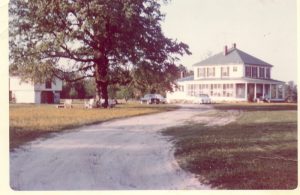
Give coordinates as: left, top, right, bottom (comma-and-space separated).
213, 104, 297, 111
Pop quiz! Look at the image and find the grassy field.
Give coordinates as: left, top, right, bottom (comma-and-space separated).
10, 102, 177, 149
163, 103, 297, 189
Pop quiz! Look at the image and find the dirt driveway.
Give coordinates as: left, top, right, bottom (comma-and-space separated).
10, 104, 232, 190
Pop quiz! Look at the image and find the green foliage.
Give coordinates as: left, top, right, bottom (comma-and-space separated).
61, 78, 96, 99
285, 81, 297, 102
69, 88, 78, 99
83, 78, 96, 98
9, 0, 191, 106
132, 61, 179, 95
116, 85, 135, 100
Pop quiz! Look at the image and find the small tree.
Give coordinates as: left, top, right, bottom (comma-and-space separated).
285, 81, 297, 102
83, 78, 96, 98
132, 60, 180, 95
116, 85, 135, 102
9, 0, 191, 108
61, 79, 90, 99
69, 88, 78, 99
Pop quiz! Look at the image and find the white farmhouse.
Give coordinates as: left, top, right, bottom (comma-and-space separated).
167, 44, 285, 102
9, 76, 63, 104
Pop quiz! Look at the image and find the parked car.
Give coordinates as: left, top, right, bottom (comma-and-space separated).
155, 94, 167, 104
140, 94, 166, 104
193, 94, 212, 104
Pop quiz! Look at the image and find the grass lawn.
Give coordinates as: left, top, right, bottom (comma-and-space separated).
10, 102, 177, 149
162, 103, 297, 189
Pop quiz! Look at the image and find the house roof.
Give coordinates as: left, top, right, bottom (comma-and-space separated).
193, 48, 273, 67
177, 76, 284, 84
177, 75, 194, 82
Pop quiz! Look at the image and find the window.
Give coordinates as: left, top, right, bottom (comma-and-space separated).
252, 67, 258, 78
245, 66, 251, 77
259, 67, 265, 78
187, 84, 194, 96
233, 67, 238, 72
45, 80, 52, 89
207, 67, 215, 77
199, 68, 205, 77
266, 68, 270, 78
221, 67, 230, 77
236, 84, 246, 98
278, 85, 283, 99
177, 85, 184, 92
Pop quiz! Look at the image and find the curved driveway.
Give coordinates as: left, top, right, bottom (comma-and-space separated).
10, 104, 212, 190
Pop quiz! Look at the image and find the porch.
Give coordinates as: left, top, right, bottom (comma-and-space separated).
235, 83, 285, 102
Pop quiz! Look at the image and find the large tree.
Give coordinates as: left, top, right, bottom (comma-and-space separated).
9, 0, 191, 107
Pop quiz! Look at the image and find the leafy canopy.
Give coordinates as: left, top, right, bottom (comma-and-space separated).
9, 0, 191, 96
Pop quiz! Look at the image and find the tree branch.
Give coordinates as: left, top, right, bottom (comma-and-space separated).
44, 51, 94, 63
52, 68, 94, 82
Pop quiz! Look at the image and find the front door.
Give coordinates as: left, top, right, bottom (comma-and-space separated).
247, 84, 255, 102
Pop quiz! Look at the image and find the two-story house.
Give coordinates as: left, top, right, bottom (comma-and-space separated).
9, 76, 63, 104
167, 44, 285, 102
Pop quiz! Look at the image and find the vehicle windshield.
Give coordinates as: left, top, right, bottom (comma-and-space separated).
155, 94, 163, 98
199, 94, 208, 97
144, 94, 154, 98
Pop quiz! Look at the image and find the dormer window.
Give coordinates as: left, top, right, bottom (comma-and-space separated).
45, 80, 52, 89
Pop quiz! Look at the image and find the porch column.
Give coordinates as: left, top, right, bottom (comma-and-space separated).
270, 84, 272, 99
276, 85, 279, 99
254, 83, 257, 100
233, 83, 237, 99
245, 83, 248, 100
262, 84, 265, 99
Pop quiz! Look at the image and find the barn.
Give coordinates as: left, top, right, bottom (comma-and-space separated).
9, 76, 63, 104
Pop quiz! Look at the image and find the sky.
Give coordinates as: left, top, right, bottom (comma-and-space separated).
0, 0, 297, 83
160, 0, 297, 83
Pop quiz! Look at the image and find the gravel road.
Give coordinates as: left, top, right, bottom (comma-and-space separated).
10, 104, 214, 190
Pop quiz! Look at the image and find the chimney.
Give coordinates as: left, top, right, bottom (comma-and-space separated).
224, 45, 228, 55
232, 43, 236, 49
180, 71, 185, 78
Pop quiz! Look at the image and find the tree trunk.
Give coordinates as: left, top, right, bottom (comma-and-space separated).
100, 81, 108, 108
95, 81, 101, 107
94, 55, 109, 108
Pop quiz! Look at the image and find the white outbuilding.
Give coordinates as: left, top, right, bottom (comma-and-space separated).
9, 76, 63, 104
